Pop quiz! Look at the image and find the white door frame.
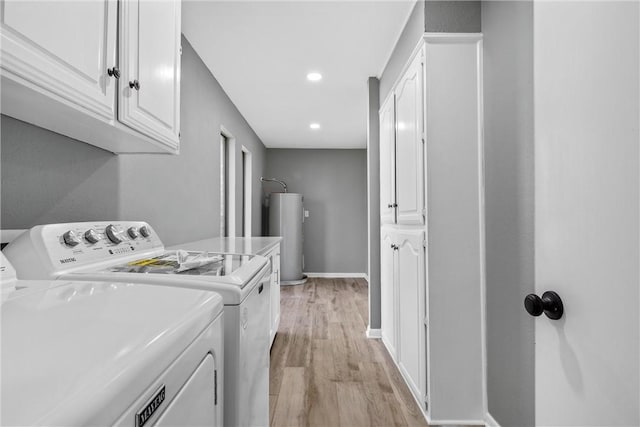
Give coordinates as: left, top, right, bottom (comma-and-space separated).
221, 126, 236, 237
242, 145, 252, 237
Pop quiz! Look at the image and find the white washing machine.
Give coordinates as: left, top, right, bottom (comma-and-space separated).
0, 252, 224, 427
4, 221, 271, 427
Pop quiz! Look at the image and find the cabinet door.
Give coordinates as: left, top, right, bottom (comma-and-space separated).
380, 227, 397, 359
119, 0, 181, 150
269, 246, 281, 348
1, 0, 117, 121
379, 96, 396, 224
394, 52, 425, 225
396, 229, 426, 403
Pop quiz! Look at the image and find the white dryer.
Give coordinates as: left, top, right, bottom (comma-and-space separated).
4, 221, 271, 427
0, 252, 224, 426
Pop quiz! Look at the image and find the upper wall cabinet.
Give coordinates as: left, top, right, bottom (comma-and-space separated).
1, 1, 118, 122
118, 0, 181, 148
0, 0, 181, 154
394, 52, 425, 225
379, 95, 396, 224
380, 51, 425, 225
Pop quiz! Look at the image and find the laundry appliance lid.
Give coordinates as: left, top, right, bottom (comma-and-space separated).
1, 279, 222, 426
59, 251, 271, 304
101, 251, 265, 284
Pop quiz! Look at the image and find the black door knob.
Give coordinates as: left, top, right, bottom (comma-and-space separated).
107, 66, 120, 79
129, 80, 140, 90
524, 291, 564, 320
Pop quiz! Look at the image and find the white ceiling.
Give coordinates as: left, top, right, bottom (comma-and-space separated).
182, 1, 416, 149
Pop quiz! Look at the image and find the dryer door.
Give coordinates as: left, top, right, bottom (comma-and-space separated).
154, 354, 217, 426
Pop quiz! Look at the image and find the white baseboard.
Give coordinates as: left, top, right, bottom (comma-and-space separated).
427, 416, 485, 426
304, 272, 368, 278
366, 327, 381, 339
363, 273, 370, 283
485, 412, 501, 427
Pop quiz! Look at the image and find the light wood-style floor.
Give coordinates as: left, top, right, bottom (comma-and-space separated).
270, 277, 430, 427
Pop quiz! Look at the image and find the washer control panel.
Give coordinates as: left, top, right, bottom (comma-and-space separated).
32, 221, 163, 272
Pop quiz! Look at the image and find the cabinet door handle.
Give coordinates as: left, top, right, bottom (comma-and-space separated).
129, 80, 140, 90
107, 67, 120, 79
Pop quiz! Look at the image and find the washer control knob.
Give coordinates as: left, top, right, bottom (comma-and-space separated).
127, 227, 139, 239
84, 229, 100, 244
105, 224, 123, 244
62, 230, 81, 247
139, 226, 151, 238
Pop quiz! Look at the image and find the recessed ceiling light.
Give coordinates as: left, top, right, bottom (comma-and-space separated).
307, 72, 322, 82
310, 123, 321, 130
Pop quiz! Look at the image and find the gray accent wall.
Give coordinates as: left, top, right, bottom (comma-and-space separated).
425, 1, 481, 33
379, 0, 481, 102
379, 0, 425, 103
265, 149, 367, 274
1, 36, 266, 246
367, 77, 381, 329
482, 2, 535, 426
1, 116, 121, 226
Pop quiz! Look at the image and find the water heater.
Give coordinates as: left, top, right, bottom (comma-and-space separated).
268, 193, 305, 284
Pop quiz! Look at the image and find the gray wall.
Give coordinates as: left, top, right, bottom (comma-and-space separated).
379, 0, 425, 103
482, 2, 535, 426
379, 0, 481, 102
367, 77, 381, 329
265, 149, 367, 274
425, 1, 481, 33
1, 37, 267, 246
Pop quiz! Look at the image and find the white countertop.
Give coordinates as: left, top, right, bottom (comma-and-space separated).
169, 237, 282, 256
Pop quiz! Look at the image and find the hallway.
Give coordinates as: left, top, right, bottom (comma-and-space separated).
269, 278, 429, 427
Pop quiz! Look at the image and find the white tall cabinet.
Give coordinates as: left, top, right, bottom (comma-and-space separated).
0, 0, 182, 154
379, 34, 485, 425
